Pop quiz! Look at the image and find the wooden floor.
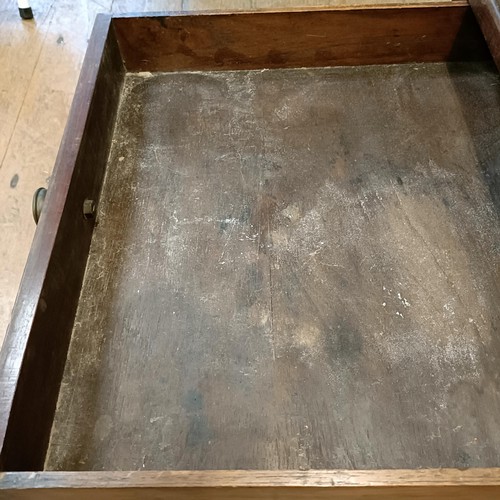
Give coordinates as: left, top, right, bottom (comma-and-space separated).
44, 61, 500, 471
0, 0, 448, 347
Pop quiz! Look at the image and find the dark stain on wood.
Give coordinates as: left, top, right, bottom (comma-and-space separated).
9, 174, 19, 188
325, 320, 364, 366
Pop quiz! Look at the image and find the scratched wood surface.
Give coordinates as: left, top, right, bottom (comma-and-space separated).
45, 61, 500, 471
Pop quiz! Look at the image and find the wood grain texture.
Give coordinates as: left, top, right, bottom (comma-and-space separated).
471, 0, 500, 69
112, 4, 491, 72
2, 469, 500, 499
182, 0, 450, 8
43, 61, 500, 471
0, 15, 124, 471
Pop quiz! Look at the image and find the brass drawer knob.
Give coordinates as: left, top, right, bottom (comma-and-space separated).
32, 187, 47, 224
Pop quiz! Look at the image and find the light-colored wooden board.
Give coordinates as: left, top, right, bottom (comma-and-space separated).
2, 469, 500, 499
183, 0, 451, 9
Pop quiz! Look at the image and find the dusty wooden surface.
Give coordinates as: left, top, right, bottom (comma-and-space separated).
3, 469, 500, 499
43, 61, 500, 471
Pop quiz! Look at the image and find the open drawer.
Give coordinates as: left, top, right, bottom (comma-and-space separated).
2, 1, 500, 498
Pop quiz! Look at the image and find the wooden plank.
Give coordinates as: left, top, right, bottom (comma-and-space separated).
112, 4, 491, 72
2, 469, 500, 499
471, 0, 500, 69
0, 15, 124, 471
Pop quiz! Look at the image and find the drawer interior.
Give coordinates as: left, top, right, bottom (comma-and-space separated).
2, 4, 500, 478
44, 61, 500, 471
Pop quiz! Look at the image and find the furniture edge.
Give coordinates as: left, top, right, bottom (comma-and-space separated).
1, 469, 500, 498
109, 1, 471, 18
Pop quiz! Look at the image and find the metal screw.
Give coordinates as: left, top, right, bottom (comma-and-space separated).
83, 199, 96, 220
